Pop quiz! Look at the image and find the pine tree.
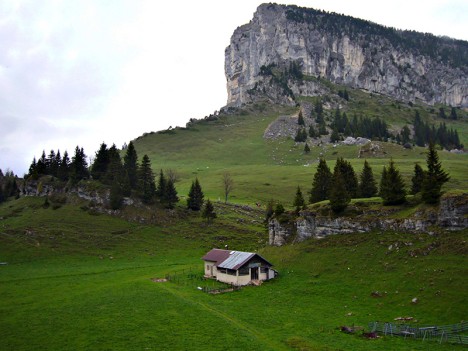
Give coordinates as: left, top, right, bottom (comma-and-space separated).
450, 107, 458, 120
137, 154, 156, 204
334, 157, 358, 198
310, 158, 332, 203
421, 143, 450, 204
330, 128, 340, 143
265, 200, 275, 223
124, 141, 138, 189
202, 199, 216, 223
70, 146, 89, 184
298, 110, 305, 126
164, 178, 179, 209
156, 169, 166, 199
37, 151, 47, 175
304, 143, 310, 153
411, 163, 425, 195
28, 157, 38, 180
293, 186, 306, 213
187, 178, 204, 211
358, 160, 378, 198
58, 151, 70, 181
91, 143, 109, 180
308, 125, 317, 138
379, 159, 406, 205
329, 169, 350, 213
109, 179, 124, 210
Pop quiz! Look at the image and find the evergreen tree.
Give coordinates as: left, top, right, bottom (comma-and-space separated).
293, 186, 306, 213
379, 159, 406, 205
309, 158, 332, 203
58, 151, 70, 181
318, 122, 328, 135
202, 199, 216, 223
400, 125, 411, 144
298, 110, 305, 126
411, 163, 425, 195
164, 178, 179, 209
28, 157, 38, 180
294, 128, 307, 142
438, 107, 446, 119
36, 151, 47, 175
421, 143, 450, 204
329, 169, 350, 213
47, 150, 58, 177
137, 154, 156, 204
187, 178, 204, 211
70, 146, 89, 184
450, 107, 458, 120
91, 143, 109, 180
124, 141, 138, 189
265, 200, 275, 223
358, 160, 378, 198
156, 169, 166, 199
274, 203, 285, 217
330, 128, 340, 143
109, 179, 124, 210
308, 125, 317, 138
334, 157, 358, 198
304, 143, 310, 153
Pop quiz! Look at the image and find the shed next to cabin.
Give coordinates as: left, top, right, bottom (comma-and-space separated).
202, 249, 276, 286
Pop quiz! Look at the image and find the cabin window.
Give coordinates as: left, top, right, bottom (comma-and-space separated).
227, 269, 237, 276
218, 268, 227, 274
238, 266, 249, 276
261, 267, 268, 273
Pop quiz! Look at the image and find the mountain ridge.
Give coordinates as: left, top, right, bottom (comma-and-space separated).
225, 3, 468, 108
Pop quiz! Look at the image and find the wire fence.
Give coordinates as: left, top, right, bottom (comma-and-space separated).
165, 266, 242, 294
369, 321, 468, 345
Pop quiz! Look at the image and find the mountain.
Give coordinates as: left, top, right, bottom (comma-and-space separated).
225, 3, 468, 108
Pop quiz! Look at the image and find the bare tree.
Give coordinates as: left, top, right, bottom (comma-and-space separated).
222, 172, 234, 203
165, 169, 180, 184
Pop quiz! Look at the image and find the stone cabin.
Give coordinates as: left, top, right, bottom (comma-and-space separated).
202, 249, 276, 286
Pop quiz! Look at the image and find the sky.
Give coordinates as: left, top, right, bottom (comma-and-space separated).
1, 0, 467, 175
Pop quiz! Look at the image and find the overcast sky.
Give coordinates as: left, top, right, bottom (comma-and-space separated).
1, 0, 467, 175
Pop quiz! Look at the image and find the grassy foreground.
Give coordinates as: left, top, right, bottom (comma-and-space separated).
1, 197, 466, 350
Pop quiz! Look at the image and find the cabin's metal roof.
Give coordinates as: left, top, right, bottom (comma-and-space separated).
202, 249, 273, 271
217, 251, 254, 270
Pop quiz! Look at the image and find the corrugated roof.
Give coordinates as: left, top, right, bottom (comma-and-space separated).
217, 251, 254, 270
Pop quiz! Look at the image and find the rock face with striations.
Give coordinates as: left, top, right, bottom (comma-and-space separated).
225, 3, 468, 108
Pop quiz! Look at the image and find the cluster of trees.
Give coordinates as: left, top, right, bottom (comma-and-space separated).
438, 107, 459, 120
0, 169, 19, 203
413, 112, 462, 150
330, 109, 390, 142
304, 143, 449, 213
28, 147, 88, 184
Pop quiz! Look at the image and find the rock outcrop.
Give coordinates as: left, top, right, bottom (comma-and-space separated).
269, 193, 468, 246
225, 3, 468, 108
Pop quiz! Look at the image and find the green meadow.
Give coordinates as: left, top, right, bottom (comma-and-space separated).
1, 197, 466, 350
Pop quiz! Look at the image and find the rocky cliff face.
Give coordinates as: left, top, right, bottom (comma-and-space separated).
225, 3, 468, 108
269, 193, 468, 246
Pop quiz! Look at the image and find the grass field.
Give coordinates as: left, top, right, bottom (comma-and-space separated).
1, 197, 467, 350
131, 100, 468, 207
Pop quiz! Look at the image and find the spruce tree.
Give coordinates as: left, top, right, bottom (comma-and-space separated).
293, 186, 306, 214
103, 144, 123, 185
91, 143, 109, 180
421, 143, 450, 204
298, 110, 305, 126
70, 146, 89, 184
308, 125, 317, 138
28, 157, 38, 180
124, 141, 138, 189
137, 154, 156, 204
330, 128, 340, 143
58, 151, 70, 181
187, 178, 204, 211
411, 163, 425, 195
329, 169, 350, 213
304, 143, 310, 153
379, 159, 406, 205
309, 158, 332, 203
156, 169, 166, 199
358, 160, 378, 198
202, 199, 216, 223
109, 179, 124, 210
334, 157, 358, 198
164, 178, 179, 209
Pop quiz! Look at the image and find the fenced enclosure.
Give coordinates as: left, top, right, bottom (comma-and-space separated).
165, 266, 241, 294
369, 321, 468, 345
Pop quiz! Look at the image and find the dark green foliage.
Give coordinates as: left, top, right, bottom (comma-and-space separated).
28, 157, 38, 180
338, 89, 349, 101
421, 143, 450, 204
294, 128, 308, 142
202, 199, 216, 223
329, 170, 350, 213
308, 125, 317, 138
123, 141, 138, 189
58, 151, 70, 181
399, 125, 411, 144
109, 180, 124, 210
187, 178, 204, 211
330, 128, 340, 143
297, 110, 305, 126
103, 145, 124, 185
379, 159, 406, 205
164, 178, 179, 209
91, 143, 109, 180
450, 107, 458, 120
318, 122, 328, 135
358, 160, 378, 198
314, 100, 324, 123
0, 170, 19, 201
334, 157, 358, 198
293, 186, 306, 213
438, 107, 447, 119
156, 169, 166, 199
274, 203, 285, 217
304, 143, 310, 153
265, 199, 275, 222
411, 163, 425, 195
70, 146, 89, 184
137, 154, 156, 204
344, 115, 389, 140
413, 111, 462, 149
309, 158, 332, 203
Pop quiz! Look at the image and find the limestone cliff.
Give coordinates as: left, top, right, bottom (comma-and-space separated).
225, 3, 468, 108
268, 193, 468, 246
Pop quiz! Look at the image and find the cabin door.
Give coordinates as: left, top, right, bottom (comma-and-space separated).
251, 267, 259, 280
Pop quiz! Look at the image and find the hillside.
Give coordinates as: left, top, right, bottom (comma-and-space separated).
225, 3, 468, 107
1, 196, 466, 351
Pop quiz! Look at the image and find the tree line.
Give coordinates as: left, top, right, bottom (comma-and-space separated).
287, 143, 449, 215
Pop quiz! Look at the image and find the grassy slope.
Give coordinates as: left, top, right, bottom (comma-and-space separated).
132, 94, 467, 207
0, 197, 466, 351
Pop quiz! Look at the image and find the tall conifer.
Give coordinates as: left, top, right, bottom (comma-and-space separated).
358, 160, 378, 198
310, 159, 332, 203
